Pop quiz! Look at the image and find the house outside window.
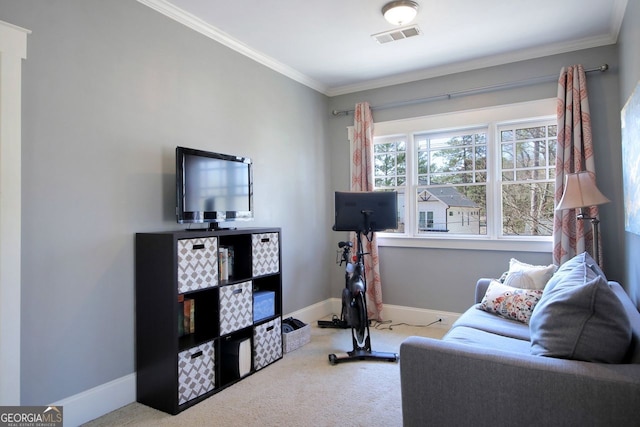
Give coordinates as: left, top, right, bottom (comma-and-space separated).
364, 99, 556, 252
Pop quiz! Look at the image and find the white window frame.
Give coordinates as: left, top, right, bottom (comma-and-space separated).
359, 98, 556, 253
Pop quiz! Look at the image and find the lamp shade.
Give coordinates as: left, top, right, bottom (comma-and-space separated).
556, 172, 610, 210
382, 1, 419, 26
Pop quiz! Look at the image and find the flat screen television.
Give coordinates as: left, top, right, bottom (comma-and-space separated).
176, 146, 253, 228
333, 191, 398, 233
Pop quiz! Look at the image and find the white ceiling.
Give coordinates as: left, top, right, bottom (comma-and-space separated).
139, 0, 628, 96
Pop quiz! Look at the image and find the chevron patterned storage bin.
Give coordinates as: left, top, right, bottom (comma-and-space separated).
252, 233, 279, 276
283, 323, 311, 353
177, 340, 215, 405
253, 317, 282, 370
177, 237, 218, 293
219, 281, 253, 335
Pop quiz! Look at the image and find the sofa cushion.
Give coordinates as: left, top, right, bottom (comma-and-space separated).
454, 303, 531, 341
530, 260, 632, 363
503, 258, 556, 290
478, 280, 543, 324
444, 326, 531, 355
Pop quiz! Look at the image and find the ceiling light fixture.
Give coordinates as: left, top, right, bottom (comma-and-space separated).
382, 1, 419, 26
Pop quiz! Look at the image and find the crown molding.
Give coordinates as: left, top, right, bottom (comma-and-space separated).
137, 0, 329, 95
138, 0, 624, 98
326, 33, 618, 96
610, 0, 629, 41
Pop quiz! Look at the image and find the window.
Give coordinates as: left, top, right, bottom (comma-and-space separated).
414, 129, 487, 235
373, 137, 407, 233
365, 99, 556, 251
499, 121, 557, 236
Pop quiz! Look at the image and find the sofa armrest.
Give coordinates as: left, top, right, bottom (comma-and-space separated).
474, 278, 493, 303
400, 336, 640, 427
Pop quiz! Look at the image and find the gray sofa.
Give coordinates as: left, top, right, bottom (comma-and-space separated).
400, 276, 640, 426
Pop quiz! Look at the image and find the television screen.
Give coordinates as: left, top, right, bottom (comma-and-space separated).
176, 146, 253, 224
333, 191, 398, 232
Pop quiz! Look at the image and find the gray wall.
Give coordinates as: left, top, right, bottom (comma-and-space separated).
619, 0, 640, 307
328, 45, 624, 313
1, 0, 333, 405
3, 0, 637, 409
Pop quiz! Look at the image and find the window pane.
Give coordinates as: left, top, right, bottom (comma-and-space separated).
475, 146, 487, 169
501, 182, 554, 236
417, 151, 429, 175
430, 148, 473, 173
430, 173, 474, 185
475, 133, 487, 144
549, 139, 557, 166
397, 189, 405, 233
516, 141, 547, 168
430, 135, 469, 148
375, 177, 395, 187
516, 126, 546, 139
516, 168, 546, 180
374, 154, 395, 177
374, 142, 393, 153
501, 144, 514, 169
501, 130, 514, 142
416, 186, 486, 235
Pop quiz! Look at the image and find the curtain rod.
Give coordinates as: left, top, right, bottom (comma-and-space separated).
331, 64, 609, 116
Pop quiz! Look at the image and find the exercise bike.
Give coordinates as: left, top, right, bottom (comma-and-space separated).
317, 241, 354, 330
327, 220, 399, 365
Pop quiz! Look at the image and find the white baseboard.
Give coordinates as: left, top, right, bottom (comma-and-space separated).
51, 373, 136, 427
284, 298, 339, 324
381, 303, 460, 329
57, 300, 458, 426
286, 298, 460, 329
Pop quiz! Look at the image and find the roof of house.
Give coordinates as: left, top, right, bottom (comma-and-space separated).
420, 187, 479, 208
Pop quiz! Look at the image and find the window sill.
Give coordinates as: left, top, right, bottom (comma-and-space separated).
377, 234, 552, 253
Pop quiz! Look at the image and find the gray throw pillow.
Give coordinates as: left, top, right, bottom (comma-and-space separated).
529, 260, 632, 363
543, 251, 605, 293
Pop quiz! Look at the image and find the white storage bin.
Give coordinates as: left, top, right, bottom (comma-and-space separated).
177, 340, 215, 405
219, 281, 253, 335
253, 317, 282, 370
252, 233, 279, 276
177, 237, 218, 293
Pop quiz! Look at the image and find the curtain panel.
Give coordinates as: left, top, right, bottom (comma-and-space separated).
553, 64, 601, 266
351, 102, 384, 320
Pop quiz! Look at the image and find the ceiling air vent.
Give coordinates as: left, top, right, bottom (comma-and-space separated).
372, 25, 422, 44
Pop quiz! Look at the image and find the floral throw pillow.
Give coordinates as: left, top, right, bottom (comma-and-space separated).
478, 280, 544, 324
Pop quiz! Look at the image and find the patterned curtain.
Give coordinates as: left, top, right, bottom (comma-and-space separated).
553, 65, 601, 266
351, 102, 384, 320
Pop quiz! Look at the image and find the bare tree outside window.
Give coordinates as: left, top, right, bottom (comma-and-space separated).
500, 122, 556, 236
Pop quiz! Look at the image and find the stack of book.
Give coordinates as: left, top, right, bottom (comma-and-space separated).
178, 295, 195, 337
219, 246, 234, 281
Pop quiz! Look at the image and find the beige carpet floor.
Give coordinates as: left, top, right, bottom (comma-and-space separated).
83, 321, 446, 427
